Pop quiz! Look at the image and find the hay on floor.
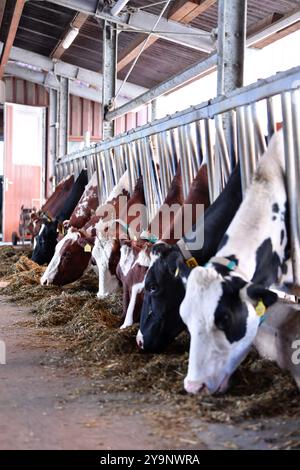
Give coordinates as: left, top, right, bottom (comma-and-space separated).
1, 245, 299, 425
0, 246, 32, 279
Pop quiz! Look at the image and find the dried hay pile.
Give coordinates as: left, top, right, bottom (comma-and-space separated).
0, 246, 32, 278
1, 245, 299, 424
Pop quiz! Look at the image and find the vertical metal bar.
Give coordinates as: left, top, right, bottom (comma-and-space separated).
245, 105, 257, 177
282, 91, 300, 285
156, 133, 168, 201
195, 121, 204, 169
214, 114, 231, 181
178, 126, 190, 199
49, 88, 58, 188
56, 164, 61, 183
58, 76, 69, 158
124, 143, 134, 194
217, 0, 247, 168
267, 96, 276, 142
146, 137, 163, 208
186, 123, 199, 178
230, 110, 238, 166
161, 131, 173, 187
96, 152, 103, 204
102, 21, 117, 139
236, 106, 249, 195
141, 137, 155, 221
170, 128, 179, 169
136, 139, 150, 224
251, 102, 267, 159
203, 119, 215, 203
151, 99, 157, 121
86, 154, 93, 180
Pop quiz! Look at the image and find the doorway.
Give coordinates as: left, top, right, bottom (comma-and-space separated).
2, 103, 45, 243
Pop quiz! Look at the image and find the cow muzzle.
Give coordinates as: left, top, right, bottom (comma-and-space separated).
136, 329, 144, 350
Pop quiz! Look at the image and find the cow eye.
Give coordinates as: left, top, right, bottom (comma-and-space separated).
215, 312, 231, 332
147, 283, 157, 293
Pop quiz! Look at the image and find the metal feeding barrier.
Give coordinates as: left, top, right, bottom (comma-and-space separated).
56, 65, 300, 284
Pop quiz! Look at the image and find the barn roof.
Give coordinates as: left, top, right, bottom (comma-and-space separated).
0, 0, 300, 94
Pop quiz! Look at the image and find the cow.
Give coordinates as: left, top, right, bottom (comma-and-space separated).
40, 171, 130, 286
32, 170, 88, 265
117, 166, 185, 325
69, 171, 99, 229
30, 174, 75, 246
119, 164, 210, 328
179, 130, 288, 395
92, 177, 146, 298
137, 163, 242, 352
41, 174, 75, 220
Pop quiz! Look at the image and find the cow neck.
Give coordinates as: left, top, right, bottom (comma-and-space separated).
206, 256, 249, 282
177, 239, 249, 281
177, 238, 199, 269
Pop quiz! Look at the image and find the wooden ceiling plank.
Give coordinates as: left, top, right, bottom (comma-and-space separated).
181, 0, 217, 24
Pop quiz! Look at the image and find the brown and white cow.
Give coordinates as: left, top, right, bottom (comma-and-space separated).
92, 177, 146, 298
31, 174, 75, 245
40, 171, 130, 286
119, 164, 210, 328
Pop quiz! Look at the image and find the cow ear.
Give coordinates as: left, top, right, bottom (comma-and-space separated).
77, 236, 95, 249
246, 284, 278, 307
166, 251, 190, 280
151, 242, 170, 258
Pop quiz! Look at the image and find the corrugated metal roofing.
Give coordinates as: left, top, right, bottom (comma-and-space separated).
1, 0, 300, 90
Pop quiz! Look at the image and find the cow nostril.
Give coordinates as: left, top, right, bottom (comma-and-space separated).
137, 340, 144, 350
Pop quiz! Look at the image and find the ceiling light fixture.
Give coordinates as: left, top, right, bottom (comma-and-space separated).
62, 27, 79, 50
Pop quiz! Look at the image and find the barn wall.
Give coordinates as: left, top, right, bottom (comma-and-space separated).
3, 78, 150, 197
5, 77, 49, 106
4, 78, 150, 140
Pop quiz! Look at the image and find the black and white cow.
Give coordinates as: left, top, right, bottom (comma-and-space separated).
32, 170, 88, 265
137, 164, 243, 352
180, 130, 288, 395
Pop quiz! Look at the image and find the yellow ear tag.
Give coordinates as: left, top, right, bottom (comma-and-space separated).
186, 257, 198, 269
175, 267, 180, 278
255, 300, 266, 317
84, 243, 92, 253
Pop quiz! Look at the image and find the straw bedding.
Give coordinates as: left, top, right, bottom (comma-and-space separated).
0, 246, 299, 424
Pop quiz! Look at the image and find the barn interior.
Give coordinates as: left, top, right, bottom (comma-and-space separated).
0, 0, 300, 452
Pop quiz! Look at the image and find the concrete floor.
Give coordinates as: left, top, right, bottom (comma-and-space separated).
0, 296, 299, 450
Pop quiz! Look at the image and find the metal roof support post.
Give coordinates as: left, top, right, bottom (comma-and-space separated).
217, 0, 247, 169
49, 88, 58, 188
102, 21, 117, 140
58, 76, 69, 159
151, 100, 157, 121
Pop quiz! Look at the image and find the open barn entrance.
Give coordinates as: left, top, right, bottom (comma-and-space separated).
2, 103, 45, 243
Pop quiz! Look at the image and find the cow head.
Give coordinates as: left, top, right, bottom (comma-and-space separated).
179, 266, 278, 395
40, 228, 94, 286
32, 219, 58, 265
137, 243, 189, 352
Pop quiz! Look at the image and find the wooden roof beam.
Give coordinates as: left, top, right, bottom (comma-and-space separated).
0, 0, 25, 80
51, 11, 89, 60
117, 0, 216, 72
169, 0, 216, 24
